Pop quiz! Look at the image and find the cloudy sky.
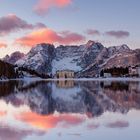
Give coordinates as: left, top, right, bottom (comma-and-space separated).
0, 0, 140, 57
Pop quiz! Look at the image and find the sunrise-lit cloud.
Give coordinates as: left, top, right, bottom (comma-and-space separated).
0, 125, 45, 140
15, 28, 85, 47
16, 112, 85, 131
34, 0, 72, 15
0, 42, 7, 48
0, 111, 7, 116
0, 0, 139, 56
0, 14, 46, 36
105, 30, 130, 39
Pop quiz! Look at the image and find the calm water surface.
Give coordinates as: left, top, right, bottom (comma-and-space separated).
0, 80, 140, 140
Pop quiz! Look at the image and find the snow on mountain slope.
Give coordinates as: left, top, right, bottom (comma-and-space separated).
52, 57, 82, 74
103, 51, 140, 68
52, 41, 105, 74
16, 43, 55, 74
15, 41, 105, 75
108, 44, 131, 56
79, 42, 105, 68
76, 44, 138, 77
52, 45, 85, 74
7, 40, 140, 77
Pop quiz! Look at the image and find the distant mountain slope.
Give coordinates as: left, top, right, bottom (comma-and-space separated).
16, 43, 55, 74
78, 44, 140, 77
3, 51, 25, 64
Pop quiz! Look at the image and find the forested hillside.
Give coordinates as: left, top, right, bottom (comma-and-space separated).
0, 60, 50, 80
0, 60, 18, 79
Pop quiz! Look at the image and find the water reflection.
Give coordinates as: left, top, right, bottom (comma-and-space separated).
0, 125, 45, 140
0, 80, 140, 140
56, 80, 75, 88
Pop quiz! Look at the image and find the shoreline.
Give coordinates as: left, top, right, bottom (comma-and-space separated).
1, 77, 140, 82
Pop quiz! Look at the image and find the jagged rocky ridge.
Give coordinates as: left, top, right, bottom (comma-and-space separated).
3, 51, 25, 65
3, 40, 140, 77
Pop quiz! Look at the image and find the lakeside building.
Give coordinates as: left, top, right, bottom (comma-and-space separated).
56, 70, 75, 79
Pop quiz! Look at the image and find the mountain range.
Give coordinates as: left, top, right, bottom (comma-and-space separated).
2, 40, 140, 78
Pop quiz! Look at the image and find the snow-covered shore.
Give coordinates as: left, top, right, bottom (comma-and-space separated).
46, 77, 140, 82
1, 77, 140, 82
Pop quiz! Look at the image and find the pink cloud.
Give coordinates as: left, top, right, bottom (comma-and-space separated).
0, 111, 7, 116
0, 42, 7, 48
15, 28, 86, 47
34, 0, 72, 15
16, 111, 85, 131
0, 126, 44, 140
0, 14, 46, 36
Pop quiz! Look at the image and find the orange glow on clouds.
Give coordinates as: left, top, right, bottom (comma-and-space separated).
16, 112, 85, 131
34, 0, 72, 15
15, 28, 85, 47
0, 111, 7, 117
0, 42, 7, 48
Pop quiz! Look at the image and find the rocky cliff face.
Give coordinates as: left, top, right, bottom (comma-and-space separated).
16, 43, 55, 74
13, 41, 105, 75
102, 49, 140, 68
75, 43, 138, 77
3, 41, 140, 77
3, 51, 25, 65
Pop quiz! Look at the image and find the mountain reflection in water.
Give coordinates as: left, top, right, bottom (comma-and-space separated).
0, 80, 140, 140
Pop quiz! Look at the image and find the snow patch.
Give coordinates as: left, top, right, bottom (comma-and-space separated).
52, 56, 82, 74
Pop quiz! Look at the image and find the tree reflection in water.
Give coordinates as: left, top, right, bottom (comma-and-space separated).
0, 80, 140, 117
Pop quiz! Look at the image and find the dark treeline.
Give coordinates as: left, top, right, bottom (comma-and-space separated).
101, 82, 129, 91
18, 81, 49, 92
100, 67, 129, 77
0, 60, 18, 79
0, 60, 50, 79
0, 81, 19, 97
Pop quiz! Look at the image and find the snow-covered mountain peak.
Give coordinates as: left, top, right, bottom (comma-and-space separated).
120, 44, 130, 50
109, 44, 130, 51
16, 43, 55, 74
84, 40, 104, 51
31, 43, 55, 53
85, 40, 96, 47
108, 44, 131, 56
